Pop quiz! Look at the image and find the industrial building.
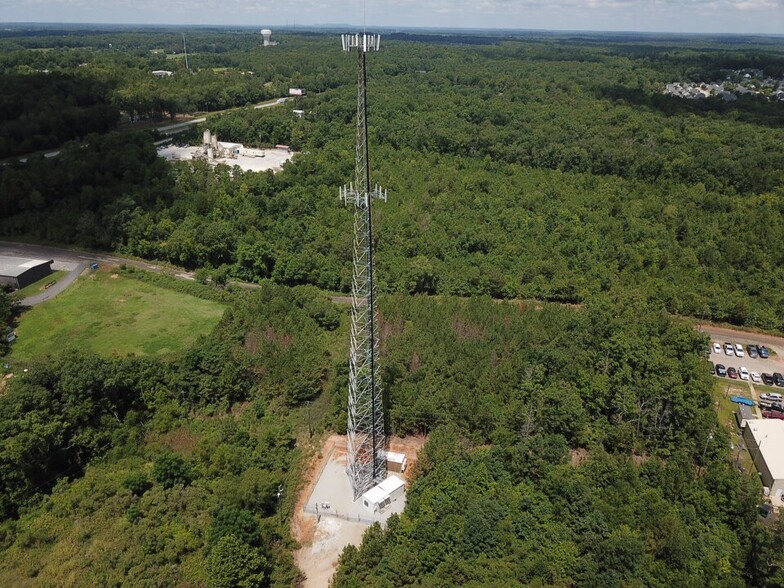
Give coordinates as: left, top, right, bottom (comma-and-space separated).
743, 419, 784, 500
0, 256, 53, 290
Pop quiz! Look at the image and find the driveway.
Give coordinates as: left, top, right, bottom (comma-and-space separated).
0, 241, 196, 306
0, 241, 189, 276
18, 263, 86, 306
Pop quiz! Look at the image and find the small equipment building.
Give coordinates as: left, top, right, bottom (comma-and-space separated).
386, 451, 407, 474
0, 256, 53, 290
743, 419, 784, 500
736, 404, 757, 429
361, 476, 406, 514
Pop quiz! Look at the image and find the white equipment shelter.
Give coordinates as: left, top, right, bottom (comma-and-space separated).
386, 451, 407, 473
361, 476, 406, 513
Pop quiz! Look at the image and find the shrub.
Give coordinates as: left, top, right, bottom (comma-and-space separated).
123, 472, 152, 497
152, 452, 192, 489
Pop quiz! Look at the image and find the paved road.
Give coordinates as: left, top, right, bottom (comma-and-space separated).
0, 241, 185, 275
156, 117, 207, 134
9, 244, 784, 352
157, 98, 287, 133
0, 241, 196, 306
17, 150, 60, 163
254, 97, 289, 109
701, 324, 784, 356
0, 242, 355, 307
9, 97, 289, 162
20, 263, 86, 306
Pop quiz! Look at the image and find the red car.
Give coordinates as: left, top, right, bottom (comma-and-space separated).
727, 367, 738, 379
763, 411, 784, 420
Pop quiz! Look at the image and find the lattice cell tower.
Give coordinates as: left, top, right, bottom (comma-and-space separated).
340, 32, 388, 501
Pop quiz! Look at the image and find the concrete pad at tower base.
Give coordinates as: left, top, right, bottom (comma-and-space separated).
304, 440, 406, 525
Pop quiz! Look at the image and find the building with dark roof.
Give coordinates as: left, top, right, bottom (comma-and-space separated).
0, 256, 53, 290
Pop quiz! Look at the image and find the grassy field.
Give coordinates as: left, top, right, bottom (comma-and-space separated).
11, 270, 67, 300
710, 380, 759, 477
9, 271, 225, 360
712, 379, 748, 431
751, 382, 784, 395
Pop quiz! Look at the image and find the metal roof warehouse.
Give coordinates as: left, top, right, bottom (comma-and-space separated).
743, 419, 784, 500
0, 256, 54, 290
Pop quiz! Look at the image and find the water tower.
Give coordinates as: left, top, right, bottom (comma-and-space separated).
261, 29, 273, 46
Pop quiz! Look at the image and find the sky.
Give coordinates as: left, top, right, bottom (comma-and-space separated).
1, 0, 783, 35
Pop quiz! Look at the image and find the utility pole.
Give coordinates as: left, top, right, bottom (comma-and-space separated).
182, 33, 189, 72
340, 32, 387, 501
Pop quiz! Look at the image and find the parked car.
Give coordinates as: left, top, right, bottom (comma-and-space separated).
734, 343, 744, 357
760, 392, 783, 403
709, 362, 716, 375
730, 395, 754, 406
762, 373, 775, 386
728, 367, 738, 379
724, 342, 734, 355
716, 364, 727, 377
751, 372, 761, 384
762, 411, 784, 420
774, 373, 784, 387
748, 344, 759, 358
713, 342, 722, 354
759, 345, 770, 359
739, 366, 749, 380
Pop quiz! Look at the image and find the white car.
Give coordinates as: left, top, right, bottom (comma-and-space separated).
751, 372, 761, 384
761, 392, 783, 403
713, 342, 722, 354
724, 343, 734, 356
735, 343, 744, 357
739, 366, 749, 380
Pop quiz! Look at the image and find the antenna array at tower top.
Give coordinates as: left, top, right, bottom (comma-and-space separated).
341, 33, 381, 53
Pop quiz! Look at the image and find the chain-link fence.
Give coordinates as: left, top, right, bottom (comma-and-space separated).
303, 504, 380, 525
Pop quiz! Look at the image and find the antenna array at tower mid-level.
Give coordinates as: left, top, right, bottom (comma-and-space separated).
340, 32, 388, 501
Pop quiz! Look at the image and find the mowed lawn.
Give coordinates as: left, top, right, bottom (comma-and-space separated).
10, 272, 225, 359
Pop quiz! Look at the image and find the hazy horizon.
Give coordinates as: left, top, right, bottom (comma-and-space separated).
1, 0, 783, 36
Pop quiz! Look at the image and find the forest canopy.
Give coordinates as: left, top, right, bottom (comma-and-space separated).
1, 28, 784, 586
2, 32, 783, 330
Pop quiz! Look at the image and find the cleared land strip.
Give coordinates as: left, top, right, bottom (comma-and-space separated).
6, 241, 784, 355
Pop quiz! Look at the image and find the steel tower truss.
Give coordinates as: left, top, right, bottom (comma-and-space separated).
340, 32, 387, 501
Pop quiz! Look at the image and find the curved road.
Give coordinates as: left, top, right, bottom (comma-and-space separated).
20, 263, 86, 306
0, 241, 194, 306
0, 241, 352, 307
5, 239, 784, 358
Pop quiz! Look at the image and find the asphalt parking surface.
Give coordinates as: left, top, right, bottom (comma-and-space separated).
704, 327, 784, 382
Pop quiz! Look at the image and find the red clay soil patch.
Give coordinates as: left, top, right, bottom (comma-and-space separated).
388, 434, 428, 484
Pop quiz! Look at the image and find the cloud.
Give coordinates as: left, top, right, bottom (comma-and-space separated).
1, 0, 782, 33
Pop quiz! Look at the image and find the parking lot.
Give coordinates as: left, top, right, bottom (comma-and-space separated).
709, 344, 783, 382
704, 326, 784, 385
